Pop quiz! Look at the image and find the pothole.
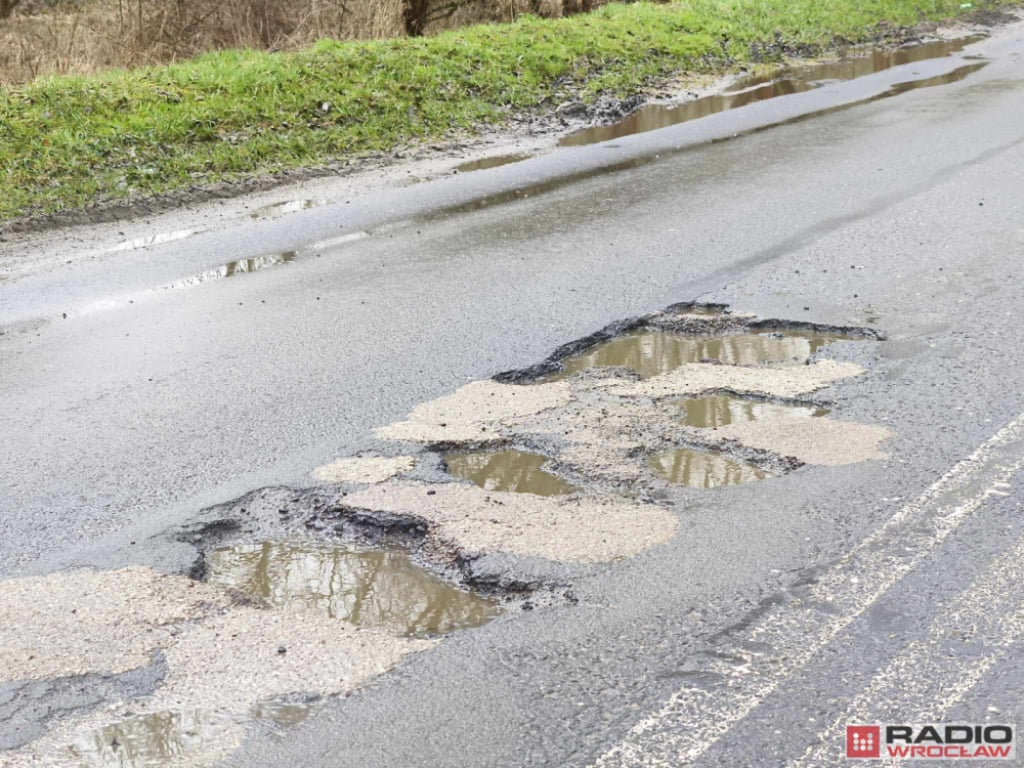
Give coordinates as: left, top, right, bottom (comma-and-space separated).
542, 328, 855, 381
205, 540, 500, 637
674, 394, 829, 427
250, 695, 318, 726
354, 304, 889, 561
454, 153, 532, 173
443, 449, 580, 496
66, 709, 237, 768
648, 448, 771, 488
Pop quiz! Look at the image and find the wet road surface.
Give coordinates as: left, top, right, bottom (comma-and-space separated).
2, 21, 1024, 768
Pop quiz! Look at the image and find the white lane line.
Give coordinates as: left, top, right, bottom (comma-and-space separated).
593, 413, 1024, 768
790, 530, 1024, 768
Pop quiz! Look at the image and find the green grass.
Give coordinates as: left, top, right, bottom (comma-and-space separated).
0, 0, 1007, 222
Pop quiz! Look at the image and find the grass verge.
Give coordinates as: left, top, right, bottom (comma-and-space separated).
0, 0, 1012, 224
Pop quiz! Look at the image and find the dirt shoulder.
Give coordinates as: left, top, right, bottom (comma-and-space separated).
0, 2, 1020, 236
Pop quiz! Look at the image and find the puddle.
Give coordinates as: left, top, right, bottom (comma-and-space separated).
161, 251, 297, 290
727, 37, 982, 92
675, 395, 829, 427
886, 62, 986, 94
649, 448, 769, 488
559, 37, 981, 147
444, 449, 579, 495
544, 329, 852, 381
67, 710, 234, 768
455, 153, 532, 173
107, 229, 198, 254
247, 199, 321, 219
250, 698, 315, 726
205, 540, 499, 636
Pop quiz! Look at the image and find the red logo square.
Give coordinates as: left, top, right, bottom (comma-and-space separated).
846, 725, 881, 758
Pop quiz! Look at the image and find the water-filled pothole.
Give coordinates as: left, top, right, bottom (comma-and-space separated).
649, 448, 769, 488
559, 37, 981, 147
675, 394, 829, 427
205, 540, 499, 636
544, 329, 852, 381
68, 710, 232, 768
455, 153, 532, 173
444, 449, 579, 496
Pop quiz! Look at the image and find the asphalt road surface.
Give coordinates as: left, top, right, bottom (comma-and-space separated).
2, 21, 1024, 768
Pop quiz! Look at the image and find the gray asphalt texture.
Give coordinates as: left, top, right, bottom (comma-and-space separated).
2, 22, 1024, 768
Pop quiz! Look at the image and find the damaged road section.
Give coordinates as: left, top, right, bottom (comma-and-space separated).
0, 546, 455, 767
304, 304, 894, 570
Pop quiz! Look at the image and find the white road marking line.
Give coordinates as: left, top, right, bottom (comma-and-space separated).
593, 413, 1024, 768
790, 532, 1024, 768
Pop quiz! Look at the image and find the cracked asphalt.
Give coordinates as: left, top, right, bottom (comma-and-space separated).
2, 20, 1024, 768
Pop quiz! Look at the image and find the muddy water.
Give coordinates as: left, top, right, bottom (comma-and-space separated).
455, 153, 532, 173
649, 448, 769, 488
559, 37, 980, 148
251, 699, 314, 726
205, 541, 499, 636
676, 394, 829, 427
68, 710, 233, 768
545, 329, 850, 381
445, 449, 579, 495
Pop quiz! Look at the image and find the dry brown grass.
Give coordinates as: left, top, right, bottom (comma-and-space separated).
0, 0, 595, 83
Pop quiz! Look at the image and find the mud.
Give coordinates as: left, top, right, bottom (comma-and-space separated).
648, 448, 770, 488
444, 449, 579, 496
205, 540, 499, 635
675, 395, 828, 428
311, 455, 416, 484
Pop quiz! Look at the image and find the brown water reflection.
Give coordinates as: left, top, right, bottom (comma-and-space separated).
455, 154, 532, 173
444, 449, 579, 496
649, 448, 769, 488
205, 541, 499, 636
545, 330, 850, 380
67, 710, 233, 768
560, 37, 982, 147
676, 394, 829, 427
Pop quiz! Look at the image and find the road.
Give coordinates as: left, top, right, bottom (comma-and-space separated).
2, 20, 1024, 768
